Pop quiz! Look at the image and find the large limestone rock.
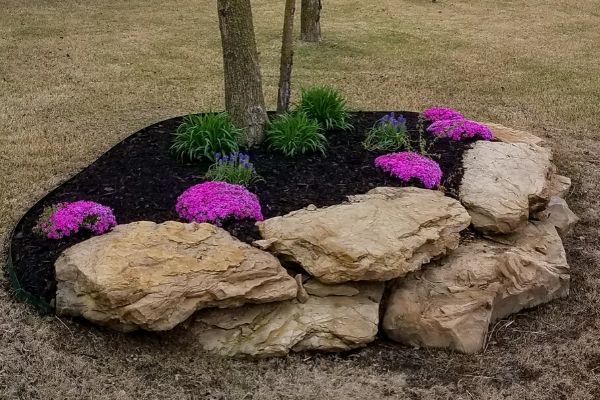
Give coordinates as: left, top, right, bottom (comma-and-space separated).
181, 280, 385, 357
534, 196, 579, 237
485, 122, 544, 145
55, 221, 298, 332
549, 174, 572, 198
255, 187, 471, 284
460, 141, 553, 234
383, 221, 569, 354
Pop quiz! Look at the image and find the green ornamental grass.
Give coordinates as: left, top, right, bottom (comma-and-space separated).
266, 111, 326, 156
171, 112, 242, 161
298, 86, 352, 130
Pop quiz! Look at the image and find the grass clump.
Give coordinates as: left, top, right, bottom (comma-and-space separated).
172, 112, 241, 161
298, 86, 352, 130
205, 152, 261, 186
266, 111, 326, 156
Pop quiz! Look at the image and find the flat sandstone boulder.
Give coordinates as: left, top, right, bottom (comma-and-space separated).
383, 221, 569, 353
179, 280, 385, 357
55, 221, 298, 332
255, 187, 471, 284
534, 196, 579, 237
460, 141, 553, 234
484, 122, 544, 146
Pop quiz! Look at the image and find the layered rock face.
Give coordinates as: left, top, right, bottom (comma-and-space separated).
535, 196, 579, 237
55, 221, 297, 332
181, 280, 385, 357
484, 122, 544, 146
460, 141, 553, 234
255, 187, 471, 283
382, 221, 569, 353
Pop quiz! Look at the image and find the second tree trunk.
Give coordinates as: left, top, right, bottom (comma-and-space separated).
277, 0, 296, 112
300, 0, 322, 42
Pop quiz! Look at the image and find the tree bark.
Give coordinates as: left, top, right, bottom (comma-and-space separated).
300, 0, 322, 42
277, 0, 296, 113
217, 0, 268, 147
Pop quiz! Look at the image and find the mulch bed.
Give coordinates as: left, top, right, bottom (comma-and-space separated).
9, 111, 474, 305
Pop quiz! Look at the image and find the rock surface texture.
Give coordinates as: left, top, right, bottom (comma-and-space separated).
383, 221, 569, 353
535, 196, 579, 237
460, 141, 553, 234
55, 221, 297, 332
549, 174, 572, 198
255, 187, 471, 283
183, 280, 385, 357
485, 122, 544, 145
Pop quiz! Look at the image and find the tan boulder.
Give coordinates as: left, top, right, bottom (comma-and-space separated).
549, 174, 572, 198
255, 187, 471, 284
460, 141, 553, 234
485, 122, 544, 145
534, 196, 579, 237
180, 280, 385, 357
383, 221, 569, 353
55, 221, 297, 332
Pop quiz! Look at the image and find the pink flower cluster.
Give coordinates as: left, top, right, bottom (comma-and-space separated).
427, 119, 494, 141
176, 181, 264, 224
421, 107, 464, 122
34, 201, 117, 239
375, 152, 442, 189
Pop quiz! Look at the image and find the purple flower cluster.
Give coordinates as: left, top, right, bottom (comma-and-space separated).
214, 151, 253, 169
378, 112, 407, 129
176, 181, 263, 224
421, 107, 464, 122
34, 201, 117, 239
375, 152, 442, 189
427, 119, 494, 141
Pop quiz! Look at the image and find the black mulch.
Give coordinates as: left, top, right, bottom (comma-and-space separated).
9, 111, 476, 304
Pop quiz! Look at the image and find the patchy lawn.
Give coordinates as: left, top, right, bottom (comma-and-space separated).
1, 0, 599, 398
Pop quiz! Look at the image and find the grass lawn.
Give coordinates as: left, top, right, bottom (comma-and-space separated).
1, 0, 599, 398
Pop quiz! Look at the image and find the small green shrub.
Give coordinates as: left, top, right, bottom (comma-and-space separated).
171, 112, 242, 161
204, 152, 261, 186
363, 112, 411, 151
266, 111, 326, 156
298, 86, 352, 130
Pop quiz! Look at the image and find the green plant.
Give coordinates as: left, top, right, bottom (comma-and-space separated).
363, 112, 411, 151
171, 112, 242, 161
298, 86, 352, 130
415, 114, 438, 156
266, 111, 326, 156
204, 152, 261, 186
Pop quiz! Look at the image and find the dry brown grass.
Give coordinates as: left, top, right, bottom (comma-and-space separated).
1, 0, 600, 398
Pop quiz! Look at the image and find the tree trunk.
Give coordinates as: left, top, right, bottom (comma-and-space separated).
217, 0, 268, 147
277, 0, 296, 113
300, 0, 322, 42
